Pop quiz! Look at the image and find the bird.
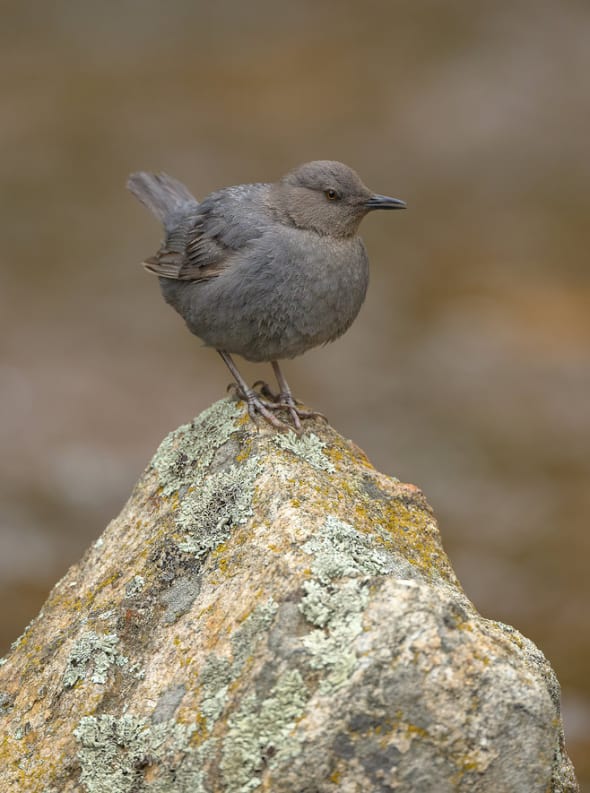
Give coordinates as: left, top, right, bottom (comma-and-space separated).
127, 160, 405, 431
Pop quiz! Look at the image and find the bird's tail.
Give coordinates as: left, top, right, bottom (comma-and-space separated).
127, 172, 198, 227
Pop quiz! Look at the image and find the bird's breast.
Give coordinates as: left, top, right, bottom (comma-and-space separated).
281, 232, 369, 340
225, 230, 369, 360
165, 228, 370, 362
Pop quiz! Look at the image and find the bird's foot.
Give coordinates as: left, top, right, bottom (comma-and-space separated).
251, 382, 310, 411
252, 385, 327, 432
275, 394, 327, 432
227, 383, 291, 430
228, 383, 325, 432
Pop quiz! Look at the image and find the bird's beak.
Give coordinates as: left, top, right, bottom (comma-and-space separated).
365, 194, 406, 210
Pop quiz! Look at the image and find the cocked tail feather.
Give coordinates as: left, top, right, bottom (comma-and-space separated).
126, 172, 198, 226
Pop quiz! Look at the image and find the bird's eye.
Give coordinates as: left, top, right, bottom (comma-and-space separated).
325, 188, 339, 201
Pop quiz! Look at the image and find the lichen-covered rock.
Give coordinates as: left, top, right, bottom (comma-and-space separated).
0, 399, 579, 792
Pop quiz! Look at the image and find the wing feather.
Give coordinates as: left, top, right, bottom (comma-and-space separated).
142, 182, 270, 282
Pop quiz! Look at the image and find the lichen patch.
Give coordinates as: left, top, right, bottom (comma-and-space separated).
63, 632, 129, 688
274, 431, 335, 473
220, 669, 308, 793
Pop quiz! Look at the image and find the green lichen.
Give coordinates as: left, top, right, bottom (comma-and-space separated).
274, 430, 335, 473
74, 714, 195, 793
301, 515, 396, 583
199, 599, 278, 729
63, 632, 129, 688
300, 579, 369, 693
149, 400, 262, 574
299, 578, 363, 629
230, 598, 278, 671
96, 609, 117, 622
0, 690, 12, 714
152, 399, 242, 496
12, 722, 32, 740
200, 655, 232, 727
220, 669, 308, 793
296, 516, 402, 693
177, 456, 259, 557
125, 575, 145, 597
170, 738, 218, 793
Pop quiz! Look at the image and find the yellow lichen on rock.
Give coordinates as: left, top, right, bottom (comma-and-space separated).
0, 399, 579, 792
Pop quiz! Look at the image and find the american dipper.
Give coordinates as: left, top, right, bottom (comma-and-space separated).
127, 161, 405, 430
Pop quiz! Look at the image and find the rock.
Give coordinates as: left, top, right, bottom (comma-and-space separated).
0, 399, 579, 792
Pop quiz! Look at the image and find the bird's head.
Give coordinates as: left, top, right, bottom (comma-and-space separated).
271, 160, 405, 237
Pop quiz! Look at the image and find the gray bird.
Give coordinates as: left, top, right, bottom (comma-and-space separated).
127, 161, 405, 430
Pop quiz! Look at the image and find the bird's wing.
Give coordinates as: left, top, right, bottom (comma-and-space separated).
144, 184, 269, 282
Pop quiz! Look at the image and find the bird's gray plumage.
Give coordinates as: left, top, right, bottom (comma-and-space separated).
127, 161, 404, 427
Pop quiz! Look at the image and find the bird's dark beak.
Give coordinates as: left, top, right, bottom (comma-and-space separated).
365, 194, 406, 210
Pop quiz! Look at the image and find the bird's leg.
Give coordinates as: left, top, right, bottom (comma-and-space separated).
218, 350, 289, 430
271, 361, 327, 430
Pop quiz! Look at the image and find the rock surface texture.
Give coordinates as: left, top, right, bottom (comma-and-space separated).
0, 399, 579, 792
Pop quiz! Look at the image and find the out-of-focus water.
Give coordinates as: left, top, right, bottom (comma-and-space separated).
1, 1, 588, 783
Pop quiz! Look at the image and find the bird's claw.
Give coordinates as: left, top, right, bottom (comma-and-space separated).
271, 394, 327, 432
230, 383, 325, 433
229, 385, 291, 431
252, 380, 280, 401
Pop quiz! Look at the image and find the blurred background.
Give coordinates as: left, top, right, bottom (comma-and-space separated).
0, 0, 588, 784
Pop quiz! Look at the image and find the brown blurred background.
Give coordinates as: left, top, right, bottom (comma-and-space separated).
0, 0, 588, 784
